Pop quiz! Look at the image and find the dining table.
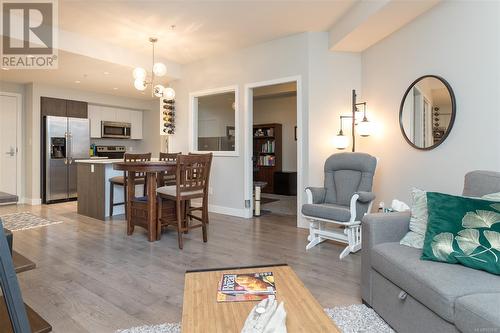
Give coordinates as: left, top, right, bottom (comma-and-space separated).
113, 160, 176, 242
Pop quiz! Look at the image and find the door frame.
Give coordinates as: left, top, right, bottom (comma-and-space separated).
243, 76, 305, 226
0, 92, 22, 200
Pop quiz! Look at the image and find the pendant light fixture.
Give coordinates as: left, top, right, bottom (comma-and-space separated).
132, 37, 175, 99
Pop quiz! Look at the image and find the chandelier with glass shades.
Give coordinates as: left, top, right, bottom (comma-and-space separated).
132, 37, 175, 100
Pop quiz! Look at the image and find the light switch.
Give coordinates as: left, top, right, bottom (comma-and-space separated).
91, 164, 95, 173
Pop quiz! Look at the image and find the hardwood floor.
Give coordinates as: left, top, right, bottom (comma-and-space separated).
0, 202, 361, 333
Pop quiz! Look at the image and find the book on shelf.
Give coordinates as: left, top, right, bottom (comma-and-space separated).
261, 140, 275, 153
258, 155, 275, 166
217, 272, 276, 302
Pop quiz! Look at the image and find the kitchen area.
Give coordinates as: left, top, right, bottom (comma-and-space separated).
41, 96, 147, 220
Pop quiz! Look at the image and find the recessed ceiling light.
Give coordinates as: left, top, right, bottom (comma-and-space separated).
74, 80, 81, 84
104, 71, 110, 75
113, 87, 118, 90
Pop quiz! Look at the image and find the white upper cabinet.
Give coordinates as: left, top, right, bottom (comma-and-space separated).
88, 105, 143, 139
88, 105, 103, 138
130, 111, 143, 139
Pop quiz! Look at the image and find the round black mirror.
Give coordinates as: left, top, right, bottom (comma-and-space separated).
399, 75, 456, 150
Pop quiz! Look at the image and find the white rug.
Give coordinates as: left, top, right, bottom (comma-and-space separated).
0, 212, 62, 231
115, 304, 394, 333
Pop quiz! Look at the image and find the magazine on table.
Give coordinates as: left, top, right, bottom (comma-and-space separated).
217, 272, 276, 302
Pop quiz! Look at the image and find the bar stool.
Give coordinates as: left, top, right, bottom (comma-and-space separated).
159, 152, 181, 186
156, 153, 212, 248
109, 152, 152, 216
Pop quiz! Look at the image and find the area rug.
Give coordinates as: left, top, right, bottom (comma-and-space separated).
115, 304, 393, 333
0, 212, 62, 231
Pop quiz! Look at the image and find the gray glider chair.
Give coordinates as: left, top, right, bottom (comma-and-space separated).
302, 152, 377, 259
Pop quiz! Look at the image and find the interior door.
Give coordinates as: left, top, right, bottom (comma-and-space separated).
0, 94, 19, 197
68, 118, 90, 198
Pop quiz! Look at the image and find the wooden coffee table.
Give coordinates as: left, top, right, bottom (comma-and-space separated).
182, 264, 339, 332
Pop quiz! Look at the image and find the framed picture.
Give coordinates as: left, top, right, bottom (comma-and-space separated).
294, 126, 297, 141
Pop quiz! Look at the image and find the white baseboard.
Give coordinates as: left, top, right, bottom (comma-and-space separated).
20, 198, 42, 205
208, 204, 250, 218
188, 200, 250, 218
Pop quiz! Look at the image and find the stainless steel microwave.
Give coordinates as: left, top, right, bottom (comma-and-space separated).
101, 121, 131, 139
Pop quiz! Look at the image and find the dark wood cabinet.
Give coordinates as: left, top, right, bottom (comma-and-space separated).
41, 97, 66, 117
66, 100, 88, 118
41, 97, 88, 118
253, 123, 282, 193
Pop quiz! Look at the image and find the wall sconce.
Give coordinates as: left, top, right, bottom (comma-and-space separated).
334, 89, 373, 152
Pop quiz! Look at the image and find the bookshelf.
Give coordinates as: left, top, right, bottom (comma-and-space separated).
253, 123, 282, 193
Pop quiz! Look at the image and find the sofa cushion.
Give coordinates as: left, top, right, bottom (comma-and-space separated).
301, 203, 351, 222
455, 293, 500, 333
371, 242, 500, 323
421, 192, 500, 275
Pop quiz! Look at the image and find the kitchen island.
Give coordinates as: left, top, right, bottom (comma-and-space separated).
76, 159, 137, 220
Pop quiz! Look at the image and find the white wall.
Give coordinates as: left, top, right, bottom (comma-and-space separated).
23, 83, 157, 202
253, 95, 297, 172
360, 1, 500, 206
307, 33, 362, 190
170, 33, 311, 217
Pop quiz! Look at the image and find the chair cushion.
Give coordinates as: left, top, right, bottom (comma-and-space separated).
156, 185, 203, 198
110, 176, 145, 185
371, 242, 500, 323
301, 203, 351, 222
455, 293, 500, 333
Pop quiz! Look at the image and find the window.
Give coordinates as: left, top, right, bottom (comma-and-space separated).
190, 86, 238, 156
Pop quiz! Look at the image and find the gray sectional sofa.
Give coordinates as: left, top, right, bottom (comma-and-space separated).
361, 171, 500, 333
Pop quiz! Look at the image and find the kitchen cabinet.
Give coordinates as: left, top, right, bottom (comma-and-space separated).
88, 105, 143, 139
67, 100, 88, 118
41, 97, 88, 118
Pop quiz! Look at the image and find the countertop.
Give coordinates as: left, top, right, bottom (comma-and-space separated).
75, 158, 122, 164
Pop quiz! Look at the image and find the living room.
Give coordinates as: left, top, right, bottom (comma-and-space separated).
0, 1, 499, 332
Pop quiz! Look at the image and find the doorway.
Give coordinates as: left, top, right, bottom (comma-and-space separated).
0, 92, 22, 203
245, 77, 302, 221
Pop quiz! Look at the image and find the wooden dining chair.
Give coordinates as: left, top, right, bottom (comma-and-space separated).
109, 152, 152, 216
156, 153, 212, 248
159, 152, 181, 186
187, 153, 213, 224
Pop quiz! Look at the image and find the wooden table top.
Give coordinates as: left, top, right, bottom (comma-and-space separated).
113, 161, 176, 172
182, 264, 339, 333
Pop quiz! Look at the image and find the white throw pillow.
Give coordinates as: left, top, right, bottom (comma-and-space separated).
400, 188, 428, 249
399, 189, 500, 249
482, 191, 500, 201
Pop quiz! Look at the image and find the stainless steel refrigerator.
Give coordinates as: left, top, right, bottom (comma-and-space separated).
44, 116, 90, 203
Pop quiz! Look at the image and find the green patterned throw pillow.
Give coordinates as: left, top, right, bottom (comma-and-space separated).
422, 192, 500, 275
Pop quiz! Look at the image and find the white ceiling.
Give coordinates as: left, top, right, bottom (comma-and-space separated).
0, 50, 156, 99
1, 0, 440, 99
58, 0, 356, 64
